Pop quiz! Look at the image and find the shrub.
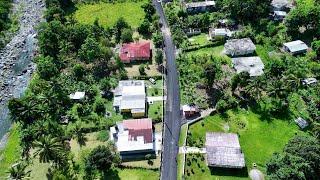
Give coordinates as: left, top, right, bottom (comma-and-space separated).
97, 130, 109, 142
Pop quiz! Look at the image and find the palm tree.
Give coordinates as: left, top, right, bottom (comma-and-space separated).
7, 161, 31, 180
33, 135, 64, 164
245, 77, 265, 100
72, 122, 87, 147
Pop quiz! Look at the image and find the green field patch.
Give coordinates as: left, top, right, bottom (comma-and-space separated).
185, 109, 303, 179
74, 1, 147, 28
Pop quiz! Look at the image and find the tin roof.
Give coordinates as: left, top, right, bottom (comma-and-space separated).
206, 132, 245, 168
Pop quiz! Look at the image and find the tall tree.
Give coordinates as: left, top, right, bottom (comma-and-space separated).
7, 161, 31, 180
33, 135, 65, 164
85, 144, 120, 176
266, 135, 320, 180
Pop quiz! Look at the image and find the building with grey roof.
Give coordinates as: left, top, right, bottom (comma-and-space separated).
232, 56, 264, 76
295, 117, 309, 129
271, 0, 294, 11
209, 28, 233, 40
206, 132, 245, 168
283, 40, 308, 55
184, 1, 215, 13
224, 38, 256, 57
113, 80, 146, 117
302, 78, 317, 86
273, 11, 287, 21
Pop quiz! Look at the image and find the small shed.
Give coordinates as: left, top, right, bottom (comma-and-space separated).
224, 38, 256, 57
283, 40, 308, 55
206, 132, 245, 168
271, 0, 294, 11
232, 56, 264, 76
209, 28, 233, 40
182, 104, 200, 118
294, 117, 309, 129
184, 28, 201, 37
273, 11, 287, 21
302, 78, 318, 86
69, 92, 85, 100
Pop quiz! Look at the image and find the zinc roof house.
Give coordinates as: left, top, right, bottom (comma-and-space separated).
113, 80, 146, 118
209, 28, 233, 40
283, 40, 308, 55
302, 78, 318, 86
224, 38, 256, 57
119, 41, 151, 63
110, 118, 155, 157
273, 11, 287, 21
271, 0, 294, 11
294, 117, 309, 129
69, 92, 85, 100
232, 56, 264, 76
184, 1, 215, 13
206, 132, 245, 168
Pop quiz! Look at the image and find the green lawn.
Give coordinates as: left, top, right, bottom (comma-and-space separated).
185, 153, 249, 180
185, 109, 303, 179
186, 45, 225, 57
105, 168, 159, 180
74, 1, 146, 28
178, 124, 188, 146
177, 154, 184, 180
148, 101, 163, 123
188, 33, 209, 46
146, 79, 163, 97
0, 125, 21, 179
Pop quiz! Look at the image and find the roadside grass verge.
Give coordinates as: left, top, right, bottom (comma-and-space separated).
148, 101, 163, 123
0, 125, 21, 178
178, 123, 188, 147
177, 154, 184, 180
74, 1, 146, 28
185, 109, 303, 179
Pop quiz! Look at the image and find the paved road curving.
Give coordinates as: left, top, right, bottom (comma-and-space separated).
153, 1, 182, 180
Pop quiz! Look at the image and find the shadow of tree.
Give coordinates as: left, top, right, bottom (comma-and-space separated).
209, 167, 249, 178
103, 168, 120, 180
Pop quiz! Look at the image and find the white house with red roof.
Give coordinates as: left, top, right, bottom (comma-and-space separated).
119, 41, 151, 63
110, 118, 159, 157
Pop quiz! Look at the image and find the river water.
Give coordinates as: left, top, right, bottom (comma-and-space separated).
0, 0, 45, 149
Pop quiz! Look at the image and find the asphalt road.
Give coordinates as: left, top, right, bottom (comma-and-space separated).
153, 1, 181, 180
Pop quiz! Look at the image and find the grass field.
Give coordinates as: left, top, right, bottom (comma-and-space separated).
0, 125, 21, 179
74, 1, 147, 28
186, 45, 225, 57
178, 124, 188, 146
105, 168, 159, 180
188, 33, 209, 46
185, 109, 303, 179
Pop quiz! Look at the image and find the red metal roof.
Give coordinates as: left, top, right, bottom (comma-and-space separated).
123, 118, 153, 143
119, 41, 151, 63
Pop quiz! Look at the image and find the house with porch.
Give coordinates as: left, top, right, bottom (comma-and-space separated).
183, 1, 216, 14
119, 41, 151, 63
113, 80, 146, 118
110, 118, 157, 158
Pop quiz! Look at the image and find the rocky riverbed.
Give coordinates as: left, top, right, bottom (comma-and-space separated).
0, 0, 46, 149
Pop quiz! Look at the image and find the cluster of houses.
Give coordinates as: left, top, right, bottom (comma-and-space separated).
111, 80, 162, 158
